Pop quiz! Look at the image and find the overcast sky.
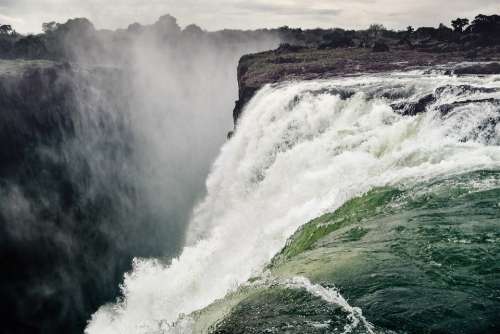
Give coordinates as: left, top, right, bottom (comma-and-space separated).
0, 0, 498, 34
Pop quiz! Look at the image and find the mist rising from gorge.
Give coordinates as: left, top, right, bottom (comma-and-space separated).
0, 14, 280, 333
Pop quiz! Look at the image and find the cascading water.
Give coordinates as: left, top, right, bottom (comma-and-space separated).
0, 26, 280, 331
86, 70, 500, 333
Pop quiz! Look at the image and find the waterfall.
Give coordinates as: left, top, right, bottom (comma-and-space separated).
86, 70, 500, 334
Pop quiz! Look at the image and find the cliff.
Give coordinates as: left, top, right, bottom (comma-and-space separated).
233, 45, 500, 124
0, 60, 143, 333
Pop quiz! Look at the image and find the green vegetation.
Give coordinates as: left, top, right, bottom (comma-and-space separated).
0, 14, 499, 62
452, 18, 469, 33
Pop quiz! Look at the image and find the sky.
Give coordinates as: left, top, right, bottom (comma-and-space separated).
0, 0, 498, 34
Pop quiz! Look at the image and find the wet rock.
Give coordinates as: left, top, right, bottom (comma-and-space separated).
0, 61, 143, 334
233, 87, 259, 125
439, 98, 500, 115
391, 94, 435, 116
0, 63, 76, 169
435, 84, 499, 97
232, 45, 500, 125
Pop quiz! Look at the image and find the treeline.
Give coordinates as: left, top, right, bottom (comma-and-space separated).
0, 13, 499, 62
0, 15, 282, 62
281, 14, 500, 51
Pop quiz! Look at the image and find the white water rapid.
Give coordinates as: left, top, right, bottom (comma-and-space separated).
86, 71, 500, 334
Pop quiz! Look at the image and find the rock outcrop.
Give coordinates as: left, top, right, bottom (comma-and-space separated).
232, 47, 500, 124
0, 60, 142, 334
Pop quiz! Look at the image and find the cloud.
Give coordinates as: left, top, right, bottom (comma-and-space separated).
0, 0, 16, 6
0, 13, 24, 24
230, 2, 342, 17
0, 0, 498, 33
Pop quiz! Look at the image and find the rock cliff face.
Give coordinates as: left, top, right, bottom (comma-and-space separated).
233, 45, 500, 124
0, 61, 147, 334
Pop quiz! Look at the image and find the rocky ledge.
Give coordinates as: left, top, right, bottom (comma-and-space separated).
233, 45, 500, 124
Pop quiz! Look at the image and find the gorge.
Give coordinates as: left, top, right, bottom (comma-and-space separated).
0, 12, 499, 334
88, 66, 500, 334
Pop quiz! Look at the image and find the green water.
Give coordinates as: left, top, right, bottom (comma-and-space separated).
210, 171, 500, 334
211, 287, 363, 334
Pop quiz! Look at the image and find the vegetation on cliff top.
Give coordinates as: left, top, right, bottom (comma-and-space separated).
231, 14, 500, 123
0, 14, 499, 63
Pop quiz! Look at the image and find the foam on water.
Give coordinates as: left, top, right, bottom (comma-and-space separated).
86, 72, 500, 333
284, 277, 375, 334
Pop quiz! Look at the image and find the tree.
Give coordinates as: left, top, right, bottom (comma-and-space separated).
42, 21, 59, 33
368, 23, 386, 39
14, 35, 47, 58
451, 18, 469, 33
437, 23, 454, 41
407, 26, 414, 34
127, 22, 144, 34
469, 14, 500, 35
320, 30, 354, 49
183, 24, 204, 36
0, 24, 13, 35
153, 14, 181, 34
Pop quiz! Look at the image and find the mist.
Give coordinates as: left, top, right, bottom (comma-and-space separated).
0, 14, 280, 333
121, 17, 281, 252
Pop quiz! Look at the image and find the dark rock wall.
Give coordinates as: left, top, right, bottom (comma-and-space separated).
0, 63, 175, 333
232, 49, 500, 125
